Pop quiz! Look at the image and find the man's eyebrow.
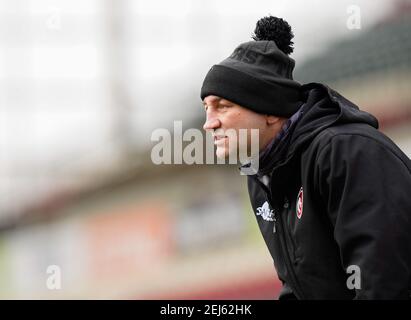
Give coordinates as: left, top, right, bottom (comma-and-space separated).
203, 97, 222, 105
219, 99, 233, 106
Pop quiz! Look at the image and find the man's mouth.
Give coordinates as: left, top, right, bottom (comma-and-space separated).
214, 135, 228, 144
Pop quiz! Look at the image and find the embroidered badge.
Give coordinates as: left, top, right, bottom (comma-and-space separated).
256, 201, 274, 222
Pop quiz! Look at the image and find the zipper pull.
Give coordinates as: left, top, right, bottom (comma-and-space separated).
273, 210, 277, 233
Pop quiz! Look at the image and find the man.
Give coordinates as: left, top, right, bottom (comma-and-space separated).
200, 16, 411, 299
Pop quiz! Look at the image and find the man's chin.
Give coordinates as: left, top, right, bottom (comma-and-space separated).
216, 147, 238, 162
215, 148, 227, 159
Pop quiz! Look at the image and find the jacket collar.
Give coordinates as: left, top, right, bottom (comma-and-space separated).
257, 105, 304, 176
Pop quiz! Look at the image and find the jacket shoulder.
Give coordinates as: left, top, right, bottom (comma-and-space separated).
307, 123, 411, 170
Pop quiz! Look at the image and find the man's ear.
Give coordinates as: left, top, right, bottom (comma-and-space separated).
266, 115, 283, 126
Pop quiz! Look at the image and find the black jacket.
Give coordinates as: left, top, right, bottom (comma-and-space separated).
246, 83, 411, 299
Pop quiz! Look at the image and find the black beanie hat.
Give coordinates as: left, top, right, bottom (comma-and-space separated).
200, 16, 302, 118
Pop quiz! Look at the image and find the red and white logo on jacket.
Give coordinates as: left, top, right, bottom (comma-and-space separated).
296, 187, 303, 219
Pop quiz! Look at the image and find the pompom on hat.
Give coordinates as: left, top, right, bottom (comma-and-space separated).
200, 16, 303, 117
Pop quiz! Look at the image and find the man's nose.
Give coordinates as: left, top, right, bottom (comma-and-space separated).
203, 117, 221, 131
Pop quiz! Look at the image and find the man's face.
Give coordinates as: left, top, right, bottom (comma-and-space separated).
202, 95, 275, 160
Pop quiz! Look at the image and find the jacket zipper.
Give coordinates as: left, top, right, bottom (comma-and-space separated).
277, 200, 305, 299
268, 184, 304, 299
253, 175, 305, 299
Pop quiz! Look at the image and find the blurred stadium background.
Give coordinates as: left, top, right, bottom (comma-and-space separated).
0, 0, 410, 299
